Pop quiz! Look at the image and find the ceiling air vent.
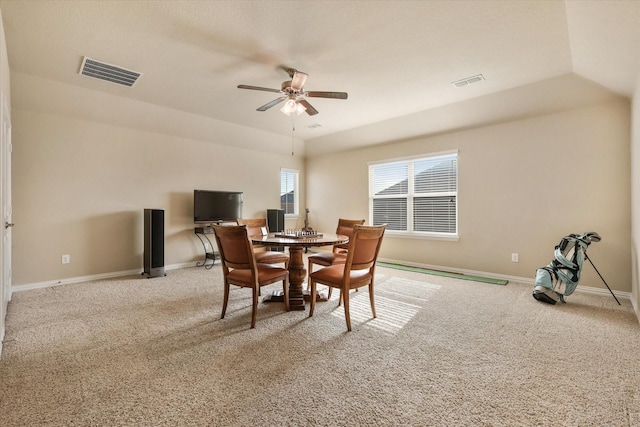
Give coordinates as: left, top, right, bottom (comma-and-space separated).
451, 74, 484, 88
79, 57, 142, 87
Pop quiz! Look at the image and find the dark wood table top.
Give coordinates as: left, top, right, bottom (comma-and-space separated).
250, 232, 348, 248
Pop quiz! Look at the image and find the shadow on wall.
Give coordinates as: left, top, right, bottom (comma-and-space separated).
168, 228, 211, 266
74, 193, 207, 276
169, 191, 207, 265
85, 211, 140, 273
169, 191, 193, 228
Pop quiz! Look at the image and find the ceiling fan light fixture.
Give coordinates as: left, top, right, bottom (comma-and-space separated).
280, 99, 296, 115
295, 102, 306, 115
280, 99, 306, 116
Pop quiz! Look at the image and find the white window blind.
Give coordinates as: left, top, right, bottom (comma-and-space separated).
280, 169, 299, 215
369, 152, 457, 235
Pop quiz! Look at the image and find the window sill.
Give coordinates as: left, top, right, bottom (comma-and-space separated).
384, 230, 459, 242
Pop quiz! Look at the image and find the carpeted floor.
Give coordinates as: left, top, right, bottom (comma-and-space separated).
0, 264, 639, 426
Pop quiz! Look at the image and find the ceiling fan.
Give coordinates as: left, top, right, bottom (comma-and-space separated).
237, 68, 348, 116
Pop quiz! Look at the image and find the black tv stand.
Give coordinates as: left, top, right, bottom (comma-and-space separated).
194, 226, 216, 269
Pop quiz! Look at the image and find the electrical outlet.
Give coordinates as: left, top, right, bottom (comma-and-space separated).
511, 253, 519, 263
61, 254, 70, 264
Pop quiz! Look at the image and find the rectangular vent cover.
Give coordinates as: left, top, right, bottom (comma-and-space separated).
452, 74, 484, 88
79, 57, 142, 87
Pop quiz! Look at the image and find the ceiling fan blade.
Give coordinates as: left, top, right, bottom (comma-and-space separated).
297, 99, 318, 116
257, 97, 286, 111
237, 84, 282, 94
290, 71, 308, 91
305, 91, 348, 99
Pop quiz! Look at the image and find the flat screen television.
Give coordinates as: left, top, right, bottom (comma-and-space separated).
193, 190, 243, 223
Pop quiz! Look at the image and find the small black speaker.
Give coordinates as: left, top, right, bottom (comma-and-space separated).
144, 209, 165, 278
267, 209, 285, 232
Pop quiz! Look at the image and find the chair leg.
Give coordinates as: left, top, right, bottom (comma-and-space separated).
343, 286, 352, 331
369, 282, 376, 318
308, 261, 334, 299
336, 289, 352, 303
283, 277, 290, 311
336, 289, 356, 305
309, 278, 317, 317
221, 281, 230, 319
251, 286, 259, 329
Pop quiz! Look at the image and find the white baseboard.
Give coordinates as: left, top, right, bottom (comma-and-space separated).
11, 262, 195, 293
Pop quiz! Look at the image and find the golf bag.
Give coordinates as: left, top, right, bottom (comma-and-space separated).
532, 232, 601, 304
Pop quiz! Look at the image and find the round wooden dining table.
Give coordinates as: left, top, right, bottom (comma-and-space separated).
250, 232, 349, 311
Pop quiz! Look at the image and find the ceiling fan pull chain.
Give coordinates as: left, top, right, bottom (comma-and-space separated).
291, 117, 296, 156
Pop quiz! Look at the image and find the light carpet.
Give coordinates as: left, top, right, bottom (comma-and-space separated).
0, 264, 639, 426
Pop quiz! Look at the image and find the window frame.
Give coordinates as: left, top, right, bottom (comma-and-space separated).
368, 150, 458, 240
280, 168, 299, 217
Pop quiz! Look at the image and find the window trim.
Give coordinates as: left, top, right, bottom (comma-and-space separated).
368, 150, 458, 239
280, 168, 299, 217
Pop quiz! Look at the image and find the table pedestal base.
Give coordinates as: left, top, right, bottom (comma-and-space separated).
263, 289, 329, 304
261, 245, 331, 310
286, 245, 306, 310
250, 234, 348, 311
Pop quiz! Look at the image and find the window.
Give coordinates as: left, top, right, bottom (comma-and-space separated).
280, 168, 299, 216
369, 151, 457, 236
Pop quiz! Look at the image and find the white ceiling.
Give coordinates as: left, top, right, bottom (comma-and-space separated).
0, 0, 639, 156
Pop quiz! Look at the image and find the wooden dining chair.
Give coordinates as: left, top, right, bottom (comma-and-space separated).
212, 224, 289, 329
308, 224, 386, 331
237, 218, 289, 268
307, 218, 365, 298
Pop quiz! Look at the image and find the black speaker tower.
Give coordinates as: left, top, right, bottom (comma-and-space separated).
267, 209, 285, 232
144, 208, 165, 278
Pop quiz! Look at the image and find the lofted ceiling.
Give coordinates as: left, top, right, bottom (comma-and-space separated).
0, 1, 639, 156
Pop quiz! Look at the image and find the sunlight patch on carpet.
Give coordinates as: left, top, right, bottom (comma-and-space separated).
331, 293, 422, 334
377, 276, 441, 303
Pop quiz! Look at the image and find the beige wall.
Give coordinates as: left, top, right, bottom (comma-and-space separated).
632, 75, 640, 317
11, 106, 305, 286
0, 6, 9, 351
307, 100, 632, 292
0, 8, 7, 100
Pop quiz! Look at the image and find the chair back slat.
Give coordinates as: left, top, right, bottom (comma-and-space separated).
334, 218, 365, 251
236, 218, 267, 237
212, 225, 254, 268
336, 218, 365, 237
346, 224, 386, 271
